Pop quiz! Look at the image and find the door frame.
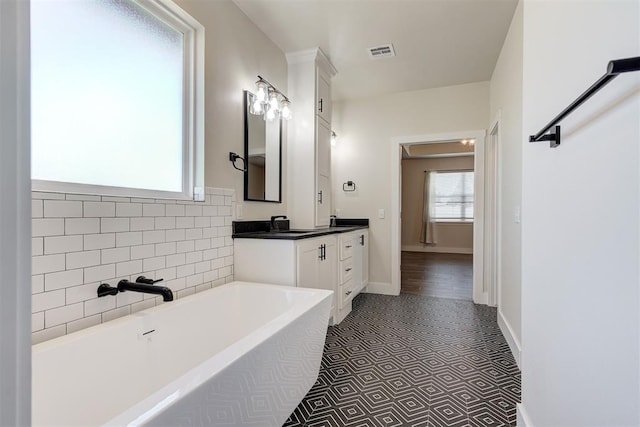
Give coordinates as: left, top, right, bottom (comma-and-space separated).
390, 130, 487, 303
0, 0, 32, 424
486, 113, 502, 307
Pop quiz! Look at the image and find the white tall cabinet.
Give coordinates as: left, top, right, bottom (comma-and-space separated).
286, 48, 337, 229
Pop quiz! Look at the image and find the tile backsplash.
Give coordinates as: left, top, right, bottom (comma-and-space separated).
31, 187, 234, 344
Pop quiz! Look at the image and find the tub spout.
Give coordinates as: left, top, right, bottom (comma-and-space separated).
117, 279, 174, 302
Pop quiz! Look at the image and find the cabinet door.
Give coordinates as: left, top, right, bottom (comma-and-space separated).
316, 121, 331, 178
353, 230, 369, 292
316, 69, 331, 125
296, 238, 321, 289
315, 174, 331, 227
360, 230, 369, 289
318, 237, 337, 292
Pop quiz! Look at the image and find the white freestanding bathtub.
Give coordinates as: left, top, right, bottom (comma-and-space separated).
32, 281, 333, 426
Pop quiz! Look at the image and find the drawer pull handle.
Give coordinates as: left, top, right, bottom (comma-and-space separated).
345, 291, 352, 296
345, 245, 352, 248
345, 268, 352, 272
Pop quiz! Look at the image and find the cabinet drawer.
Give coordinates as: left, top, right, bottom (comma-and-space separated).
339, 257, 354, 284
340, 237, 354, 260
339, 278, 357, 309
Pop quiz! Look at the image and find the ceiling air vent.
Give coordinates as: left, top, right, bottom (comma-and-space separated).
368, 43, 395, 59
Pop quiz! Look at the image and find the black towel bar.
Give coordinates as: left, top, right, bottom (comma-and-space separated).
530, 56, 640, 148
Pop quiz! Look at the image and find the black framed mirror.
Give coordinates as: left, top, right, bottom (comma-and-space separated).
244, 90, 282, 202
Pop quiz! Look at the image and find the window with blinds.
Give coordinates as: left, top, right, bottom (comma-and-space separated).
432, 171, 474, 221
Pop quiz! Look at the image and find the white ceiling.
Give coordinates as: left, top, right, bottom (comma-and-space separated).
233, 0, 518, 100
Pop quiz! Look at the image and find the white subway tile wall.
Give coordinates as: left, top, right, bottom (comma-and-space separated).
31, 188, 235, 344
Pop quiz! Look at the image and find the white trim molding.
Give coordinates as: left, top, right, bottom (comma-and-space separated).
517, 403, 533, 427
391, 130, 487, 300
0, 0, 32, 424
363, 282, 398, 296
402, 245, 473, 254
498, 309, 522, 368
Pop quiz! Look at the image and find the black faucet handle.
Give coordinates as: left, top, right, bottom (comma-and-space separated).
97, 283, 119, 297
136, 276, 164, 285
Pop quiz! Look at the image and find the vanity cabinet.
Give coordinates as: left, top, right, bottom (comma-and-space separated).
234, 235, 339, 319
233, 227, 368, 325
334, 230, 369, 323
287, 48, 337, 229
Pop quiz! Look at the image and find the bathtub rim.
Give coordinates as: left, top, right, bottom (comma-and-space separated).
32, 281, 331, 353
102, 281, 333, 426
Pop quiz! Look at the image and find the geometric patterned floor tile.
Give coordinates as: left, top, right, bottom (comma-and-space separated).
283, 293, 521, 427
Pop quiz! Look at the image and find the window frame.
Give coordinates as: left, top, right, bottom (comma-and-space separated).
431, 170, 475, 223
31, 0, 205, 201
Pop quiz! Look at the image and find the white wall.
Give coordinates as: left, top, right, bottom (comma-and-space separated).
489, 1, 523, 364
332, 82, 489, 287
0, 0, 31, 423
520, 0, 639, 425
174, 0, 288, 220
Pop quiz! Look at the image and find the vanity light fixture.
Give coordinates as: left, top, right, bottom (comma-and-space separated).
250, 75, 292, 122
331, 131, 337, 147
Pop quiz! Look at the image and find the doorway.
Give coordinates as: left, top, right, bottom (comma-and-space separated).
399, 141, 475, 300
390, 130, 488, 304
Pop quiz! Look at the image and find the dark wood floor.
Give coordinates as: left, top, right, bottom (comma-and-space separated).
401, 251, 473, 300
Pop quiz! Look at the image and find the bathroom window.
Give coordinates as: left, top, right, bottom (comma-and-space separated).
31, 0, 205, 200
432, 171, 474, 221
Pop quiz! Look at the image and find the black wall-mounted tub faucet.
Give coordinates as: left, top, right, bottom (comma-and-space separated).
118, 278, 173, 302
97, 276, 173, 302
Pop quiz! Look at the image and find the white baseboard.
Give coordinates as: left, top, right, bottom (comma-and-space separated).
498, 309, 522, 369
517, 403, 533, 427
402, 244, 473, 254
363, 282, 399, 296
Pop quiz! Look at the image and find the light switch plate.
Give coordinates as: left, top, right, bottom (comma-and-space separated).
236, 204, 243, 219
514, 206, 521, 224
378, 208, 385, 219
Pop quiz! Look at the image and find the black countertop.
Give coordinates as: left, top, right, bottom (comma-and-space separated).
232, 219, 369, 240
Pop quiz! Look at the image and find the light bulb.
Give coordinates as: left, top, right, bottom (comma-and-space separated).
469, 139, 475, 145
280, 100, 291, 120
269, 92, 279, 111
461, 139, 468, 145
256, 81, 267, 103
251, 98, 263, 115
266, 106, 276, 121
